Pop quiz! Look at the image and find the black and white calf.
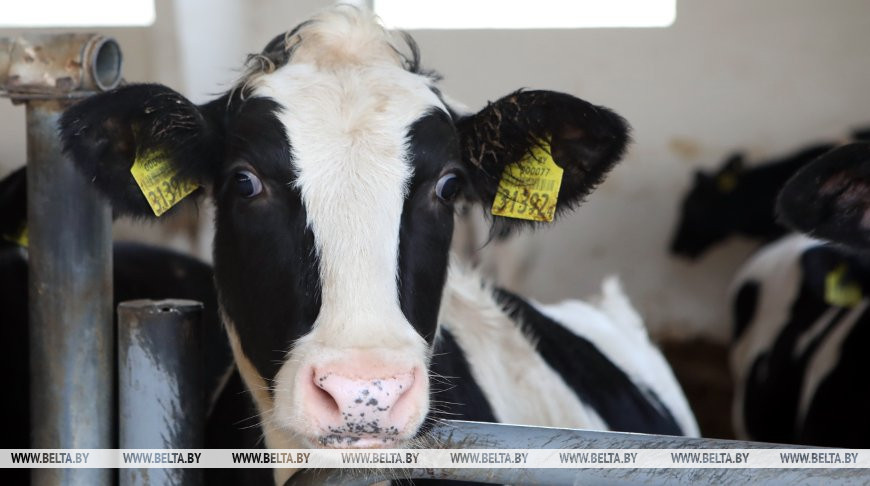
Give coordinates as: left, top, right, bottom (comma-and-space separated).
729, 233, 870, 446
59, 6, 697, 484
670, 144, 836, 259
728, 142, 870, 447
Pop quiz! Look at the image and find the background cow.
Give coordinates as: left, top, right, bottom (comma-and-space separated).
58, 6, 697, 485
728, 141, 870, 447
670, 144, 835, 259
0, 167, 233, 486
670, 128, 870, 260
729, 233, 870, 446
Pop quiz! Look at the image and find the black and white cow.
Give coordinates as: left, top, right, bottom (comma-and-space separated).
728, 142, 870, 447
670, 144, 837, 259
59, 6, 697, 484
729, 231, 870, 447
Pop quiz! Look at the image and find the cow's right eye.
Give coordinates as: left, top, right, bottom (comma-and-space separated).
234, 170, 263, 198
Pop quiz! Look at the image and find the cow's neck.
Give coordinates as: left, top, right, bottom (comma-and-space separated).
221, 310, 302, 485
437, 261, 607, 430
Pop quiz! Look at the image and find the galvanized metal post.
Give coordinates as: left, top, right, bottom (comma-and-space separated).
26, 100, 114, 486
118, 299, 204, 486
2, 33, 122, 486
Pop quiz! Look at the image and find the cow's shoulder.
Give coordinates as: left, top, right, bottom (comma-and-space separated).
439, 265, 694, 436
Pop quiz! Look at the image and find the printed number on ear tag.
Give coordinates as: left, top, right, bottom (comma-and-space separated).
825, 264, 864, 308
491, 139, 563, 222
130, 149, 198, 217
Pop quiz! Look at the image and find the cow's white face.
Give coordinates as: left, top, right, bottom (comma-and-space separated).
213, 18, 460, 447
60, 4, 630, 454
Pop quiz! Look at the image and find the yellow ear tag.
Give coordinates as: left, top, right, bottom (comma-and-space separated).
491, 139, 563, 222
130, 149, 198, 217
825, 264, 863, 308
3, 225, 28, 248
716, 173, 738, 193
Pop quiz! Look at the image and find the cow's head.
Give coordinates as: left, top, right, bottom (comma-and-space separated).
61, 6, 629, 449
669, 153, 746, 259
778, 142, 870, 248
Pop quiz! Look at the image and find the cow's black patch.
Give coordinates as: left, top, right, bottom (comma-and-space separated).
424, 328, 497, 426
493, 289, 684, 435
799, 306, 870, 447
205, 369, 272, 485
212, 97, 322, 385
733, 281, 760, 341
398, 111, 464, 343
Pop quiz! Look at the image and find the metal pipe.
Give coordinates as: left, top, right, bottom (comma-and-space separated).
9, 33, 123, 486
287, 420, 868, 486
118, 299, 204, 486
26, 99, 113, 486
0, 34, 122, 97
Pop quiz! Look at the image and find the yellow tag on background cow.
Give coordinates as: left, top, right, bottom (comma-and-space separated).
716, 173, 738, 193
491, 139, 563, 222
3, 225, 28, 248
824, 264, 863, 308
130, 149, 198, 217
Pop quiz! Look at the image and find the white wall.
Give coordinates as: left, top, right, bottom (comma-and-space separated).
408, 0, 870, 341
3, 0, 870, 341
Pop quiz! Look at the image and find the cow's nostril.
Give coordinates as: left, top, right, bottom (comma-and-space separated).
310, 371, 341, 416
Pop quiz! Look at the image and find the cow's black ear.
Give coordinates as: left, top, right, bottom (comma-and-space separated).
777, 142, 870, 248
456, 90, 630, 231
60, 83, 223, 218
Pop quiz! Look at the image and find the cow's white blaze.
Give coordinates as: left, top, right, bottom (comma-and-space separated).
240, 7, 447, 447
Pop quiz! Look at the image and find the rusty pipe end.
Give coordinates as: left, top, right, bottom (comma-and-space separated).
83, 35, 122, 91
1, 33, 123, 97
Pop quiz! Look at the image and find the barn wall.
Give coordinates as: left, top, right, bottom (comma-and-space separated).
412, 0, 870, 342
2, 0, 870, 340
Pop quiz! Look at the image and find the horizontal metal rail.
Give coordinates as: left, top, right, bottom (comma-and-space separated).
286, 420, 867, 486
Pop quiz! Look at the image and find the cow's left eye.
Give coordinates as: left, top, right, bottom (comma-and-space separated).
435, 173, 461, 203
235, 170, 263, 198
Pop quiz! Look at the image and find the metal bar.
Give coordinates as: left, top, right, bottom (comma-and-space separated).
287, 420, 870, 486
26, 99, 113, 486
118, 299, 204, 486
7, 33, 123, 486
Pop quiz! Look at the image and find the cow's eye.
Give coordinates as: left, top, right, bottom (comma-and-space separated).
234, 170, 263, 198
435, 173, 461, 203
